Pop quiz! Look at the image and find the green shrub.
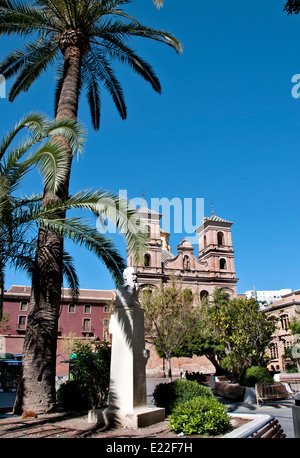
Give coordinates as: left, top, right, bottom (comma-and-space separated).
152, 379, 212, 414
169, 396, 231, 436
56, 380, 90, 411
239, 366, 274, 387
70, 340, 111, 409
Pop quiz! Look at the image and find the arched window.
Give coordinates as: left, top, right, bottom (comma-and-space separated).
217, 231, 224, 246
280, 314, 290, 330
20, 301, 28, 311
269, 343, 279, 359
144, 253, 151, 267
146, 225, 151, 238
200, 290, 209, 303
219, 258, 227, 270
68, 303, 76, 313
183, 255, 190, 270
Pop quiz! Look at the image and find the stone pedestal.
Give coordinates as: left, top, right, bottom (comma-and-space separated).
88, 405, 165, 428
88, 278, 165, 427
292, 403, 300, 438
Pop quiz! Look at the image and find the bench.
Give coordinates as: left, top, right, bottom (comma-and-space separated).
246, 417, 286, 438
255, 382, 292, 407
212, 382, 245, 401
224, 414, 286, 438
284, 380, 300, 396
216, 375, 232, 383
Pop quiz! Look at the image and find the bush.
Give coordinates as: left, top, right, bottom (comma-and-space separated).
239, 366, 274, 387
57, 380, 90, 411
71, 340, 111, 409
152, 379, 212, 414
169, 396, 231, 436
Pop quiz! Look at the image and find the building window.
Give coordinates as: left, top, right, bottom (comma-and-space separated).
217, 232, 224, 246
103, 318, 110, 341
183, 255, 190, 270
284, 340, 292, 352
200, 290, 209, 303
68, 303, 76, 313
20, 301, 28, 311
219, 258, 227, 270
82, 318, 91, 332
103, 327, 110, 341
103, 318, 109, 328
280, 314, 290, 330
104, 305, 111, 313
17, 315, 27, 330
84, 304, 91, 314
269, 343, 278, 359
144, 253, 151, 267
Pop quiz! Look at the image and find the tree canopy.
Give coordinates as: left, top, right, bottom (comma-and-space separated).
140, 277, 196, 379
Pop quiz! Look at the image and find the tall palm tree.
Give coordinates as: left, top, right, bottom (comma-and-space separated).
0, 0, 181, 413
0, 111, 84, 317
0, 113, 131, 311
0, 112, 148, 413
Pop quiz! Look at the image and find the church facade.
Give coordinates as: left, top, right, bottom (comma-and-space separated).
127, 205, 238, 302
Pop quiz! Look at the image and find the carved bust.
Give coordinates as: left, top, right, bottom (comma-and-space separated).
115, 267, 140, 308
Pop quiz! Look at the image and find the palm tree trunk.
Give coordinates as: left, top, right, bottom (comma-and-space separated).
14, 44, 82, 414
0, 262, 4, 322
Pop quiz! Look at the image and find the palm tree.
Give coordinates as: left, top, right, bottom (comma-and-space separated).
0, 112, 148, 413
0, 111, 84, 318
0, 0, 181, 412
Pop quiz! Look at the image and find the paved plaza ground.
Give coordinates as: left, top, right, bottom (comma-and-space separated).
0, 377, 297, 439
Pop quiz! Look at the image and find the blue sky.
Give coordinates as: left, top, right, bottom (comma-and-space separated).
1, 0, 300, 294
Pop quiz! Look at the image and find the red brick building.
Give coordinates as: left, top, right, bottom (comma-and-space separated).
1, 284, 215, 380
0, 285, 115, 378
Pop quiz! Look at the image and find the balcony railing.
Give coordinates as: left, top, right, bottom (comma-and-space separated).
81, 325, 94, 335
16, 322, 26, 332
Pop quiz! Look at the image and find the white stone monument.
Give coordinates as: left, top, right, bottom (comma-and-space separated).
88, 267, 165, 428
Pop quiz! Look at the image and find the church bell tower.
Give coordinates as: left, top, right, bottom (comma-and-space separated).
196, 207, 237, 295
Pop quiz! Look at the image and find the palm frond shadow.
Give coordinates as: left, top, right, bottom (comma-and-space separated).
112, 305, 134, 351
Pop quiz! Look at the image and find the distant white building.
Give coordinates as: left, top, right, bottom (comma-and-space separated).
245, 289, 292, 306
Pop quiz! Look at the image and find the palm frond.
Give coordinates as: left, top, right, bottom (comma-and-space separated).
62, 250, 79, 303
39, 216, 125, 285
82, 59, 101, 130
90, 36, 161, 93
1, 113, 86, 193
153, 0, 164, 9
0, 112, 47, 160
83, 49, 126, 120
91, 18, 183, 54
32, 0, 67, 23
38, 188, 148, 265
45, 116, 87, 158
23, 139, 70, 193
0, 0, 182, 129
8, 39, 59, 101
0, 0, 57, 35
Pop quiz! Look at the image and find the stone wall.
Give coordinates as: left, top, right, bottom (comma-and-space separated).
145, 342, 215, 378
